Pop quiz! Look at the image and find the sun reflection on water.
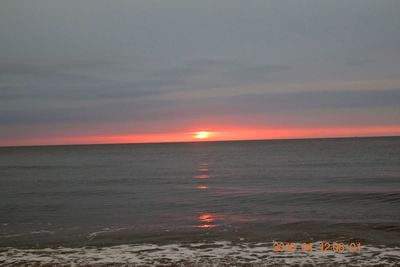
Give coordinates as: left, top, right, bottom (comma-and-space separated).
194, 174, 209, 179
196, 213, 218, 228
196, 185, 209, 189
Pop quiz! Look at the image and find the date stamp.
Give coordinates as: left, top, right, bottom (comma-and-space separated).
273, 242, 361, 253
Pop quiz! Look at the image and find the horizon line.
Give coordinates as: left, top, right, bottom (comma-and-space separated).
1, 134, 399, 149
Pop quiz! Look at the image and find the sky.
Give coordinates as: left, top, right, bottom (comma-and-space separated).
1, 0, 400, 146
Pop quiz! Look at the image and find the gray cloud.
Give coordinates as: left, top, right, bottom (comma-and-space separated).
226, 64, 293, 81
1, 88, 399, 126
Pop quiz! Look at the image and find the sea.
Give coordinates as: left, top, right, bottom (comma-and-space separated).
0, 137, 399, 266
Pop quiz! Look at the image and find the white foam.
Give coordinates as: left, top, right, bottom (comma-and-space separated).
0, 241, 399, 266
87, 227, 127, 240
30, 230, 55, 235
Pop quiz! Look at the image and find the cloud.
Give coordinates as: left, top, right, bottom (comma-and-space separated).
226, 64, 293, 81
0, 0, 400, 144
1, 87, 398, 127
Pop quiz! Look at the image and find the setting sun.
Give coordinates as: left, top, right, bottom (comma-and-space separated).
194, 131, 211, 140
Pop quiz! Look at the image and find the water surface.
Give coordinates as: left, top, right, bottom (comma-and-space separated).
0, 137, 399, 265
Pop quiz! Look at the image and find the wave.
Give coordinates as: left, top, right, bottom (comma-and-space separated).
1, 241, 399, 266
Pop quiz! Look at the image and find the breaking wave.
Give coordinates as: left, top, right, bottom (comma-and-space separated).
1, 241, 400, 266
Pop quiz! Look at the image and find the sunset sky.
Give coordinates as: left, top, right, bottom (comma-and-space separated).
1, 0, 400, 146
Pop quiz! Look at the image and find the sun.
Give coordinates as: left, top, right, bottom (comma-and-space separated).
194, 131, 211, 140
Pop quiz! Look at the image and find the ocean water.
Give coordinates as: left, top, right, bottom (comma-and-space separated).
0, 137, 399, 266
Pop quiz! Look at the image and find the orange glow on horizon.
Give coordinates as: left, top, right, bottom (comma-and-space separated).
2, 125, 400, 147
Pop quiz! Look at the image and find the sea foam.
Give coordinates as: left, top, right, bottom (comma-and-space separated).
1, 241, 400, 266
